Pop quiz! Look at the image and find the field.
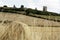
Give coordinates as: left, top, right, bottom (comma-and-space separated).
0, 12, 60, 40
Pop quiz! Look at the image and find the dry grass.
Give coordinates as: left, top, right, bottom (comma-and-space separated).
0, 21, 60, 40
0, 12, 60, 27
0, 12, 60, 40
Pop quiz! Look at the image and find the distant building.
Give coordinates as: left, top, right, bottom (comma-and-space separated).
43, 6, 47, 12
13, 5, 16, 8
35, 8, 37, 10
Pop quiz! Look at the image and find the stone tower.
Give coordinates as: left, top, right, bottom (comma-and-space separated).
43, 6, 47, 12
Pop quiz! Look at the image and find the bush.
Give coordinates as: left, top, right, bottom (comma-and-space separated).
25, 8, 32, 15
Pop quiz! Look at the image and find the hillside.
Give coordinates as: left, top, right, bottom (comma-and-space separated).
0, 12, 60, 40
0, 12, 60, 27
0, 6, 60, 16
0, 6, 60, 22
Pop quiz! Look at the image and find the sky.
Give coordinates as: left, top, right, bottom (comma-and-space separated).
0, 0, 60, 13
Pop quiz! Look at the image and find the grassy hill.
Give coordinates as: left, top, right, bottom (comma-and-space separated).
0, 12, 60, 27
0, 5, 60, 40
0, 7, 60, 22
0, 12, 60, 40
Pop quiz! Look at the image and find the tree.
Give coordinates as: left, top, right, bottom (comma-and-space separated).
20, 5, 24, 11
3, 5, 7, 7
21, 5, 24, 8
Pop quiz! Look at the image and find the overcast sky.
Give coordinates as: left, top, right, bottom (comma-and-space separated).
0, 0, 60, 13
